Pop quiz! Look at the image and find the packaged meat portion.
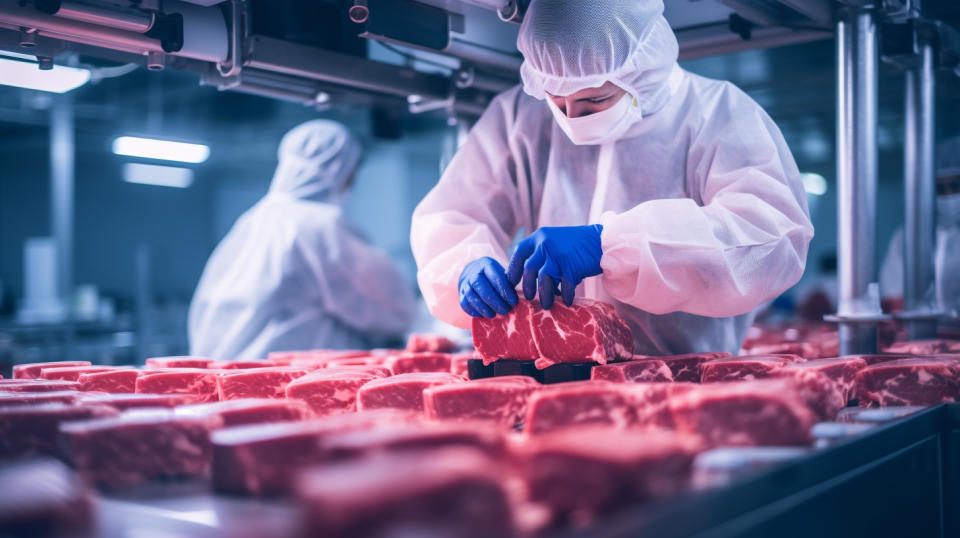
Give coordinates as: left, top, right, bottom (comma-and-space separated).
78, 369, 140, 393
295, 447, 514, 538
0, 391, 82, 407
883, 339, 950, 355
669, 380, 816, 447
211, 360, 277, 370
0, 403, 118, 459
77, 392, 196, 410
216, 367, 309, 400
0, 459, 94, 536
690, 446, 808, 490
60, 410, 222, 488
0, 379, 81, 393
384, 352, 453, 374
144, 356, 216, 369
40, 366, 131, 382
175, 398, 311, 427
424, 376, 541, 427
514, 428, 701, 525
590, 359, 673, 383
699, 356, 793, 383
12, 361, 92, 379
473, 299, 540, 364
357, 372, 464, 412
530, 299, 633, 369
853, 358, 960, 407
286, 370, 384, 416
135, 368, 220, 402
657, 352, 732, 382
774, 357, 867, 420
212, 410, 421, 495
406, 333, 458, 353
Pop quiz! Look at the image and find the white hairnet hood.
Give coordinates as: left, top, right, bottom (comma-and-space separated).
269, 119, 362, 202
518, 0, 680, 115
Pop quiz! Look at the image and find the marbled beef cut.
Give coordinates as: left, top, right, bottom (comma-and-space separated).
12, 361, 91, 379
657, 352, 732, 382
210, 360, 276, 369
473, 299, 539, 365
590, 359, 673, 383
0, 379, 81, 392
215, 367, 309, 400
424, 376, 540, 427
135, 368, 220, 402
357, 372, 464, 412
39, 366, 131, 382
699, 356, 793, 383
406, 333, 458, 353
0, 391, 82, 407
449, 353, 476, 377
524, 381, 632, 434
774, 357, 867, 419
175, 398, 310, 427
320, 422, 506, 461
60, 410, 221, 487
383, 352, 453, 374
77, 392, 196, 410
295, 448, 514, 538
77, 369, 140, 393
514, 428, 700, 525
144, 356, 216, 369
0, 403, 118, 459
530, 299, 633, 369
883, 339, 950, 355
854, 358, 960, 407
286, 370, 384, 416
669, 380, 815, 446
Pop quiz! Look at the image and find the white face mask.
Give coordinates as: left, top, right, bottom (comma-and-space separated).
938, 192, 960, 226
546, 93, 642, 146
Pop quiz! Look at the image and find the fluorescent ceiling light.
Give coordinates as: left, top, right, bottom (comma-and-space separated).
802, 173, 828, 196
113, 136, 210, 164
122, 163, 194, 188
0, 54, 90, 93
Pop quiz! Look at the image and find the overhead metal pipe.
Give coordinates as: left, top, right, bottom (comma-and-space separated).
42, 1, 155, 34
902, 38, 938, 339
833, 5, 882, 355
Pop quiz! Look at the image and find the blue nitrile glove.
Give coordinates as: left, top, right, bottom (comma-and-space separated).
506, 225, 604, 309
458, 257, 519, 318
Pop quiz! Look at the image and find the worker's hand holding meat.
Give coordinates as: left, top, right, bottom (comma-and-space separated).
459, 257, 519, 318
507, 225, 604, 309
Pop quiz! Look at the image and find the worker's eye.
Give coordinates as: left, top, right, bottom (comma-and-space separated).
587, 96, 610, 104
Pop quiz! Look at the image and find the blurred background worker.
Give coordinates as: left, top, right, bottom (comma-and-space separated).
881, 135, 960, 319
411, 0, 813, 356
189, 120, 415, 360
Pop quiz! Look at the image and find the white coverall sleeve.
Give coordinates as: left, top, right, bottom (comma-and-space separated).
598, 87, 814, 317
411, 97, 523, 329
304, 225, 417, 337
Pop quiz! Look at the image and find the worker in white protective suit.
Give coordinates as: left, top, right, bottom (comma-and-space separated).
880, 136, 960, 318
410, 0, 813, 355
189, 120, 416, 359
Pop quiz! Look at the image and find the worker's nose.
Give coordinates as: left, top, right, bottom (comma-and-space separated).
563, 99, 590, 119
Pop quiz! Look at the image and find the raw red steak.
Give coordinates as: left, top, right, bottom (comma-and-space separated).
77, 393, 196, 410
60, 410, 221, 487
424, 376, 541, 427
325, 356, 387, 368
175, 398, 310, 427
144, 356, 216, 369
524, 381, 632, 434
40, 366, 131, 382
286, 370, 384, 416
884, 339, 949, 355
775, 357, 867, 418
449, 353, 476, 377
320, 422, 507, 462
514, 428, 700, 524
473, 299, 539, 365
744, 341, 820, 358
384, 352, 453, 374
12, 361, 91, 380
295, 448, 513, 538
216, 367, 309, 400
620, 382, 699, 430
657, 352, 732, 382
0, 459, 94, 536
0, 391, 82, 407
135, 369, 220, 402
0, 380, 81, 392
211, 410, 421, 495
0, 403, 118, 459
530, 299, 633, 369
699, 356, 792, 383
669, 380, 815, 446
357, 372, 464, 412
78, 370, 140, 393
849, 354, 921, 366
854, 358, 960, 407
406, 333, 458, 353
211, 360, 277, 369
590, 359, 673, 383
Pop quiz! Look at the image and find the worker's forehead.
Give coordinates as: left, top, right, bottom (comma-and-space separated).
546, 81, 624, 99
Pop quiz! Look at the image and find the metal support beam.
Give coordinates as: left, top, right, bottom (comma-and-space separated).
50, 94, 74, 358
902, 37, 938, 339
833, 5, 883, 355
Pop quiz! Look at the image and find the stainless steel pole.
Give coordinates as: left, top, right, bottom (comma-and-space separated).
902, 39, 938, 339
835, 6, 881, 355
50, 94, 74, 359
